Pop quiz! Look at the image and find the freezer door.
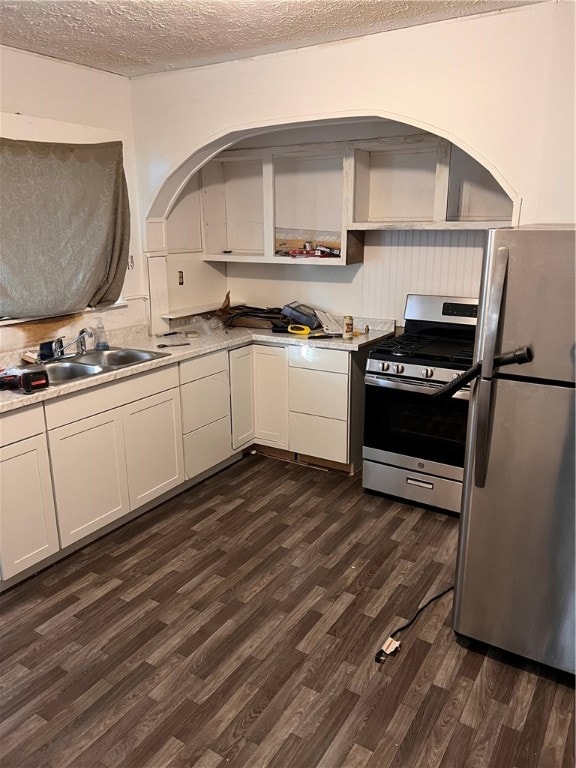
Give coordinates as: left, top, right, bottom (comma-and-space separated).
454, 378, 575, 672
479, 229, 575, 384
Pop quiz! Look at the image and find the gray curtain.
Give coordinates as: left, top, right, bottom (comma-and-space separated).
0, 138, 130, 319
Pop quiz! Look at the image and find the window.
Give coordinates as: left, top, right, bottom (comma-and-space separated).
0, 137, 130, 320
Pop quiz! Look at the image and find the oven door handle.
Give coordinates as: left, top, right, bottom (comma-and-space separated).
365, 375, 439, 395
365, 374, 470, 399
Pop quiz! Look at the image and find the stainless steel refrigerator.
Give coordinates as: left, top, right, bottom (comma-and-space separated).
453, 228, 575, 674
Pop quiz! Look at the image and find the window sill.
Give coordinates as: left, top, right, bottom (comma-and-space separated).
0, 302, 129, 327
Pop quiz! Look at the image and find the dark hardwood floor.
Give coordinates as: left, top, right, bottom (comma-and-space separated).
1, 454, 573, 768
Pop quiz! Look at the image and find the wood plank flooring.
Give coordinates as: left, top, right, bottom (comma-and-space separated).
1, 454, 574, 768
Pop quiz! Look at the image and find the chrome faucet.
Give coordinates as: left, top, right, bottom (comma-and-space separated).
73, 328, 93, 355
37, 328, 93, 362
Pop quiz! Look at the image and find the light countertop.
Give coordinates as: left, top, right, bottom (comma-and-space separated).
0, 321, 395, 414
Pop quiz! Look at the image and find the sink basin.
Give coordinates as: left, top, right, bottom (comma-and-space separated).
41, 361, 110, 382
74, 347, 170, 367
23, 347, 171, 386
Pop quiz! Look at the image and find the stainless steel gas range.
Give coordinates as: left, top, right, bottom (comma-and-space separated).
362, 294, 478, 513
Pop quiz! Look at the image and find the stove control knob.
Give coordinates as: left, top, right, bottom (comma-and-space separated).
380, 361, 390, 372
393, 363, 405, 374
421, 368, 434, 379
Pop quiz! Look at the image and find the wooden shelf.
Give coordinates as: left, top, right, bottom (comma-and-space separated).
347, 220, 512, 231
203, 251, 266, 263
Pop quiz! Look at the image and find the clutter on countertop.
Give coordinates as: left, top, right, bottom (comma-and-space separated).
0, 290, 396, 412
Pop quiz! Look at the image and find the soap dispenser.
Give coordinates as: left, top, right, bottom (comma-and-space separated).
94, 316, 110, 350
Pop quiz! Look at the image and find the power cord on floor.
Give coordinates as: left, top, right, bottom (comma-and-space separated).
374, 585, 454, 664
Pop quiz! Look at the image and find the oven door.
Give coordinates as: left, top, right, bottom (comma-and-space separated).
363, 375, 469, 479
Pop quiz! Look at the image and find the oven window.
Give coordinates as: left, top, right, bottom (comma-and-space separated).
364, 385, 468, 467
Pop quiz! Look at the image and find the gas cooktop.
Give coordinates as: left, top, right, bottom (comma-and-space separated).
366, 294, 478, 384
370, 332, 475, 368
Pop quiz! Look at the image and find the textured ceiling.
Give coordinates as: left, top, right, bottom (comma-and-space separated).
0, 0, 544, 78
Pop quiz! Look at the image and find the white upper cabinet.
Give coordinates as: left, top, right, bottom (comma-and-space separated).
347, 136, 451, 226
346, 135, 512, 229
446, 146, 513, 223
202, 152, 266, 258
161, 129, 513, 270
199, 144, 362, 266
273, 148, 344, 260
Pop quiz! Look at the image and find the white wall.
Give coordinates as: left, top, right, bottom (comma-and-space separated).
0, 2, 573, 342
129, 1, 574, 323
131, 2, 574, 226
0, 47, 147, 351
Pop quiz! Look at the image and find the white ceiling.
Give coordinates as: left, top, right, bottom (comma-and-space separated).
0, 0, 544, 78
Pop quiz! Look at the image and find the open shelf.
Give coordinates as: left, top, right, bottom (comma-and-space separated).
159, 132, 514, 272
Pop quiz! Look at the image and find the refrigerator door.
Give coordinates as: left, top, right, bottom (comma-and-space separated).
454, 378, 575, 672
477, 229, 575, 384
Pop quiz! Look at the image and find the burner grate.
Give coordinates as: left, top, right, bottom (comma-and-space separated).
371, 333, 475, 365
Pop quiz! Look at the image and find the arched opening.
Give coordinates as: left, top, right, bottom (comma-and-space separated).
145, 114, 518, 335
146, 113, 519, 233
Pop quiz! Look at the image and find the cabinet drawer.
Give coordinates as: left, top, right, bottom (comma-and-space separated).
0, 403, 45, 447
179, 351, 228, 385
183, 416, 234, 479
363, 460, 462, 514
181, 372, 230, 433
45, 365, 179, 430
289, 368, 348, 420
288, 346, 349, 373
289, 412, 348, 464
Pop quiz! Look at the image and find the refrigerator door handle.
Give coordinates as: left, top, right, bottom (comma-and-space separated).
481, 246, 509, 379
474, 378, 493, 487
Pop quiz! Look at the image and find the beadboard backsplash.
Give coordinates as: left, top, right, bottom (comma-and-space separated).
361, 230, 486, 323
226, 229, 486, 325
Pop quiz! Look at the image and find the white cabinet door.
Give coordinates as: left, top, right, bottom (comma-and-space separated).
123, 387, 184, 510
253, 345, 289, 448
289, 412, 348, 464
49, 409, 130, 548
287, 346, 351, 464
0, 434, 60, 579
181, 371, 230, 434
229, 346, 255, 449
180, 354, 234, 481
183, 416, 234, 479
289, 368, 349, 421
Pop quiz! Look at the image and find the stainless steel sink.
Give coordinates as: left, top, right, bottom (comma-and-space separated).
41, 360, 110, 382
24, 347, 171, 385
74, 347, 170, 367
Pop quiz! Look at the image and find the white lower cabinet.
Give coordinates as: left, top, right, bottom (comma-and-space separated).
229, 342, 366, 468
229, 343, 289, 450
0, 405, 59, 579
288, 346, 351, 464
253, 344, 289, 448
45, 366, 184, 548
48, 408, 130, 547
123, 388, 184, 508
229, 345, 255, 449
289, 412, 349, 464
179, 351, 235, 479
182, 417, 233, 478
